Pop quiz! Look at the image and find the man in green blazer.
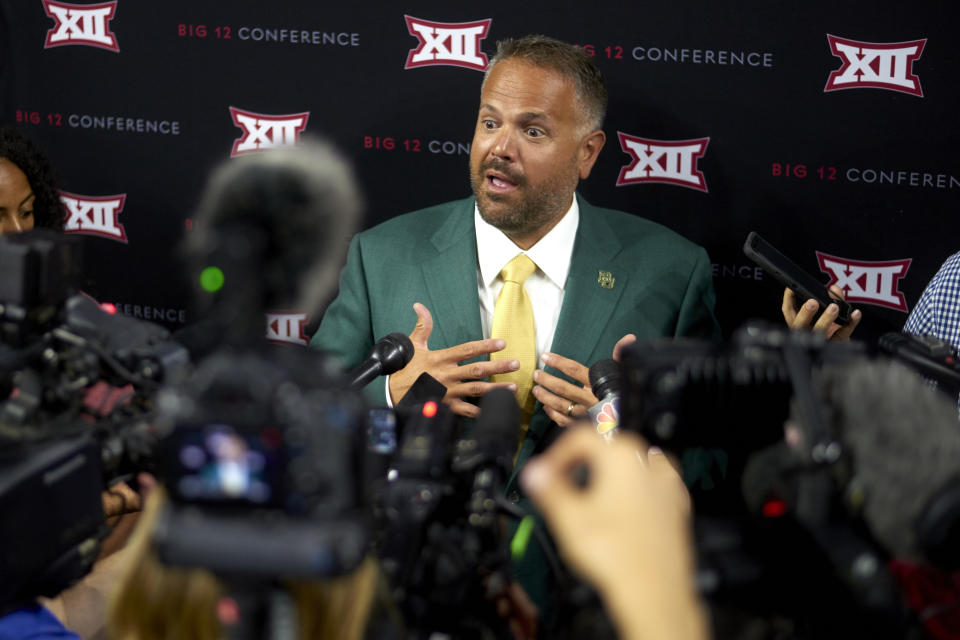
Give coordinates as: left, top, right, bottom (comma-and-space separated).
311, 35, 719, 618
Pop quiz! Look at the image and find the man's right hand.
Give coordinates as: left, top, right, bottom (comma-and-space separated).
388, 302, 519, 417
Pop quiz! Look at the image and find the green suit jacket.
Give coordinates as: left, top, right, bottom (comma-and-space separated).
311, 194, 719, 609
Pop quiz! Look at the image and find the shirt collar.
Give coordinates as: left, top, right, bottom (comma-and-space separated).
475, 195, 579, 289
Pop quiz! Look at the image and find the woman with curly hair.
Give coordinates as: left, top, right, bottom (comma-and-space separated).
0, 127, 64, 234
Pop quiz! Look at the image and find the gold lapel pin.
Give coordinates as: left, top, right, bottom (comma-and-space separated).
598, 270, 615, 290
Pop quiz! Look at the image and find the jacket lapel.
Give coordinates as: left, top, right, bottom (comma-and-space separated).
548, 195, 629, 368
419, 198, 484, 351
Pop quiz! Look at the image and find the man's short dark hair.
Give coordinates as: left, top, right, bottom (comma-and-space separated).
0, 128, 63, 230
484, 35, 608, 134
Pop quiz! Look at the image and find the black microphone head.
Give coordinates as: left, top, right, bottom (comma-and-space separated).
589, 358, 621, 400
799, 359, 960, 565
370, 332, 414, 376
475, 388, 520, 470
186, 139, 361, 344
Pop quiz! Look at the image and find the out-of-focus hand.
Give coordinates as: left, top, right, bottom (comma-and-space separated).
99, 474, 156, 559
782, 285, 861, 341
521, 428, 707, 640
532, 333, 636, 427
388, 302, 518, 417
101, 481, 142, 520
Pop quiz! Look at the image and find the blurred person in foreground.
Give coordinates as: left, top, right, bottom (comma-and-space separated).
107, 486, 380, 640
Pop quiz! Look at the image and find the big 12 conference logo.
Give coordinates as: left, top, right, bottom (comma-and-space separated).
616, 133, 710, 192
60, 191, 128, 242
42, 0, 120, 52
824, 35, 926, 97
229, 107, 310, 157
404, 15, 491, 71
266, 312, 309, 346
816, 252, 912, 312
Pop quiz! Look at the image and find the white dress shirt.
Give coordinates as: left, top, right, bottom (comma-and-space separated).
385, 196, 580, 405
474, 197, 579, 366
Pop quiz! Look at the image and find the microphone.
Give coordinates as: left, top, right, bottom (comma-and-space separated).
184, 139, 362, 349
348, 332, 414, 389
587, 358, 621, 438
474, 387, 520, 471
786, 359, 960, 568
877, 332, 960, 395
461, 388, 519, 529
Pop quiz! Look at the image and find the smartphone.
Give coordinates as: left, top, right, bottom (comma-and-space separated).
743, 231, 851, 325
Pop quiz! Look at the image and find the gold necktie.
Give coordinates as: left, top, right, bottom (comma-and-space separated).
490, 254, 538, 425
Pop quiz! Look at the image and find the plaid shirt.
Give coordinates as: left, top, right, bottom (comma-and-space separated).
904, 251, 960, 408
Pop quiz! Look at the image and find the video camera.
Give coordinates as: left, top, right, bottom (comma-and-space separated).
375, 389, 524, 639
0, 229, 188, 612
619, 323, 960, 639
152, 347, 370, 582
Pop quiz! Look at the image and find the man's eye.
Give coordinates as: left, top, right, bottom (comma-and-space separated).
526, 128, 544, 138
20, 210, 33, 219
482, 120, 497, 129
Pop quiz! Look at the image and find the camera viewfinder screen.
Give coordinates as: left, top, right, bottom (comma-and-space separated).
170, 424, 285, 507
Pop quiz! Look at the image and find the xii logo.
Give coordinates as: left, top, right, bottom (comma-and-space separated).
60, 191, 128, 242
817, 252, 912, 312
824, 35, 926, 97
266, 313, 309, 346
616, 133, 710, 192
404, 15, 491, 71
43, 0, 119, 52
229, 107, 310, 157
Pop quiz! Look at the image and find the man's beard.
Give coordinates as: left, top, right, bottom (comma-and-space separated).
470, 159, 577, 239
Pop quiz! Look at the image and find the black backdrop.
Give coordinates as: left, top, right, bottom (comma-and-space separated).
2, 0, 957, 345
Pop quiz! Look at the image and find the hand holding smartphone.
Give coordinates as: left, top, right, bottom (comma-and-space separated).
743, 231, 852, 326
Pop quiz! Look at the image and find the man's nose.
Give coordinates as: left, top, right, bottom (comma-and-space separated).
491, 127, 517, 160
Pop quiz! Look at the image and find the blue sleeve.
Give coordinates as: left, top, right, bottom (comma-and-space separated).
0, 605, 81, 640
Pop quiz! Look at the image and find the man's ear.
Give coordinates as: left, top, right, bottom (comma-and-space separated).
577, 130, 606, 180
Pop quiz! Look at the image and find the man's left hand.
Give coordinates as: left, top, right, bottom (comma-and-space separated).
532, 333, 636, 427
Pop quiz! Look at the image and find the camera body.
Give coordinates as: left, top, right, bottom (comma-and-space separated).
618, 324, 863, 516
0, 434, 105, 612
0, 230, 188, 610
375, 397, 515, 638
154, 347, 371, 580
618, 324, 953, 638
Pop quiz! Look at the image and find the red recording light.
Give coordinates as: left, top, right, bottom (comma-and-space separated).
216, 597, 241, 625
762, 498, 788, 518
422, 401, 438, 418
99, 302, 117, 315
